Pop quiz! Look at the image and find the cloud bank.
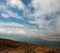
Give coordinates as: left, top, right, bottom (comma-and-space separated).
0, 0, 60, 41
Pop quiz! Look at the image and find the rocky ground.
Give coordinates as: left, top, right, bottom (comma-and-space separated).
0, 38, 60, 53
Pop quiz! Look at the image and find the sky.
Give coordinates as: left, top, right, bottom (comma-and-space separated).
0, 0, 60, 41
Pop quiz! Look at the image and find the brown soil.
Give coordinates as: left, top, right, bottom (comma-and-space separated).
0, 38, 60, 53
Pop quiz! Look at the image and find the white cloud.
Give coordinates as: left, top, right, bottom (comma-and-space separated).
0, 27, 41, 38
0, 22, 26, 35
26, 0, 60, 40
30, 0, 60, 20
1, 10, 22, 19
1, 13, 10, 18
0, 3, 22, 19
6, 0, 25, 10
0, 22, 39, 38
31, 0, 60, 14
29, 0, 60, 33
0, 0, 60, 41
0, 22, 24, 27
0, 28, 26, 35
55, 15, 60, 35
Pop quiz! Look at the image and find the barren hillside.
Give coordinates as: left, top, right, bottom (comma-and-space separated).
0, 38, 60, 53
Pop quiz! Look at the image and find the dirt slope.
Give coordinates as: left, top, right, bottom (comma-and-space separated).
0, 38, 60, 53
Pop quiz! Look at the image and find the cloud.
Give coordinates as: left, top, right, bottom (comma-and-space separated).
0, 22, 39, 38
27, 0, 60, 40
0, 28, 27, 35
1, 12, 10, 18
0, 0, 60, 41
0, 22, 24, 27
31, 0, 60, 13
1, 10, 22, 19
0, 4, 22, 19
0, 22, 26, 35
55, 15, 60, 35
30, 0, 60, 22
30, 0, 60, 32
6, 0, 26, 10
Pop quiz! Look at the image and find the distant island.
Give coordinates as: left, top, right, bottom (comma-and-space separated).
0, 38, 60, 53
